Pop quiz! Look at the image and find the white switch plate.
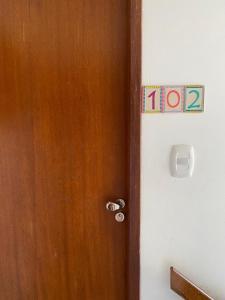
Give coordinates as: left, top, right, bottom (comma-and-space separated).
170, 145, 195, 178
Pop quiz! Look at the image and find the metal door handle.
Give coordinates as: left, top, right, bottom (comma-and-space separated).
106, 199, 125, 212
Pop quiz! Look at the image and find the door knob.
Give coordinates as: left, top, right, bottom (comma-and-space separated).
106, 199, 125, 212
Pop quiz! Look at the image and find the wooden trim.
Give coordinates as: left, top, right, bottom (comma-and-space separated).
170, 267, 214, 300
128, 0, 142, 300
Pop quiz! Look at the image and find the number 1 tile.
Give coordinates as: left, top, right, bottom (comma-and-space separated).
142, 86, 161, 113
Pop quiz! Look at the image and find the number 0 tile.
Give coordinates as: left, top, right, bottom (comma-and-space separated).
163, 86, 184, 112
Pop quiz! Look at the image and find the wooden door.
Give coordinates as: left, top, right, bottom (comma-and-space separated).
0, 1, 141, 299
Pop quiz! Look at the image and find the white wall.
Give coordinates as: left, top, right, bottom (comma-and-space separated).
141, 1, 225, 299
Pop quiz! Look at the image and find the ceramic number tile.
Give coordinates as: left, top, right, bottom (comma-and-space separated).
184, 86, 204, 112
162, 86, 184, 112
142, 86, 161, 113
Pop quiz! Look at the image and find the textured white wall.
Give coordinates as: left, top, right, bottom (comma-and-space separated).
141, 1, 225, 299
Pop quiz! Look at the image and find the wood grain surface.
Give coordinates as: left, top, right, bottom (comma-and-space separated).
171, 267, 214, 300
128, 1, 142, 300
0, 1, 132, 299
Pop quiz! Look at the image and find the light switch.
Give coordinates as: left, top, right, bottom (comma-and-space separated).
170, 145, 195, 178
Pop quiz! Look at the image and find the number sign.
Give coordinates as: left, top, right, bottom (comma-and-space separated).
163, 86, 184, 112
142, 86, 161, 113
142, 85, 204, 113
184, 86, 204, 112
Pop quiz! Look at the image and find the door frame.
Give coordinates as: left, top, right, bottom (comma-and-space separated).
128, 1, 142, 300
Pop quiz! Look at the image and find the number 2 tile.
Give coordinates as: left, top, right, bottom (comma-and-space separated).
184, 86, 204, 112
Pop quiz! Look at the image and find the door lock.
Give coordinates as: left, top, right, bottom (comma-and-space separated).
106, 199, 125, 223
115, 212, 125, 223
